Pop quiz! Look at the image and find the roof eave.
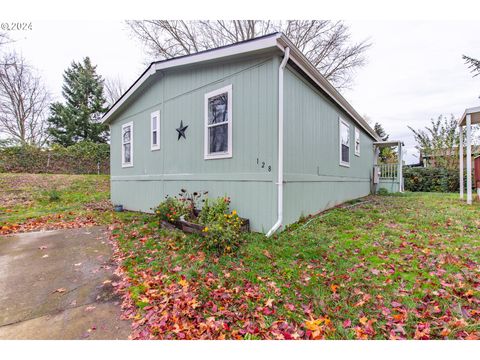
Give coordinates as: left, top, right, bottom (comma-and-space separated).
276, 35, 379, 141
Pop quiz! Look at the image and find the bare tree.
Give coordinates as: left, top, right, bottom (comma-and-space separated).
126, 20, 371, 89
104, 76, 126, 107
0, 52, 51, 146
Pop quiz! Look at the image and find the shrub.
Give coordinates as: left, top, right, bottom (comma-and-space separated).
403, 167, 465, 193
377, 188, 390, 196
198, 196, 230, 224
153, 197, 190, 223
201, 209, 243, 254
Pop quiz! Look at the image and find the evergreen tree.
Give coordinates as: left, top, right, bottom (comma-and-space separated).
374, 122, 396, 163
47, 57, 108, 146
374, 122, 389, 141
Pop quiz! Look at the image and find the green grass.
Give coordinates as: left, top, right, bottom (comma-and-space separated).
113, 192, 480, 339
0, 173, 132, 229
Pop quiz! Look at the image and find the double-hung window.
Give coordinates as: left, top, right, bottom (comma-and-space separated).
354, 127, 360, 156
122, 121, 133, 167
204, 85, 232, 159
151, 111, 160, 150
339, 118, 350, 167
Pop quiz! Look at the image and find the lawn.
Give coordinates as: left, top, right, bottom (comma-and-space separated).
1, 174, 479, 340
111, 192, 480, 340
0, 173, 119, 234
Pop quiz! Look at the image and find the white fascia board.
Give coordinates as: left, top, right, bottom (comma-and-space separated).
458, 106, 480, 126
102, 34, 281, 124
276, 35, 379, 142
102, 66, 156, 124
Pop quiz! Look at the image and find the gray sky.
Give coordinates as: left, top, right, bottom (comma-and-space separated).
4, 20, 480, 163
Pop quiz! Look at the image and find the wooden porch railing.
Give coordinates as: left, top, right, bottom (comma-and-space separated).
379, 163, 398, 179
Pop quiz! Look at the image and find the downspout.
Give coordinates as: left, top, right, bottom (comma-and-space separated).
266, 47, 290, 237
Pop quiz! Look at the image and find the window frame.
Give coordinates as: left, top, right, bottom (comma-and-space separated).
204, 84, 233, 160
150, 110, 160, 151
354, 127, 360, 157
339, 117, 350, 167
121, 121, 133, 168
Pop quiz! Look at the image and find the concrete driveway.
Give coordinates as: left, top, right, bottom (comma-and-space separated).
0, 226, 131, 339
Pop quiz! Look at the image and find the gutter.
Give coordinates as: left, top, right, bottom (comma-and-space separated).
266, 46, 290, 237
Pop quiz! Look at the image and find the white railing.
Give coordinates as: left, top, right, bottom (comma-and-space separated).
379, 163, 398, 179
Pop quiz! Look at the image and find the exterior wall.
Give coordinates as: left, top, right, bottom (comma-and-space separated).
110, 54, 279, 232
282, 64, 375, 226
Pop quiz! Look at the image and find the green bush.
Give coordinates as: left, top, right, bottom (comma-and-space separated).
0, 141, 109, 174
198, 196, 230, 224
377, 188, 390, 196
153, 197, 190, 223
201, 208, 243, 254
403, 167, 465, 193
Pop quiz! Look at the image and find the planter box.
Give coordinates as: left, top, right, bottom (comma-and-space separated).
160, 215, 250, 235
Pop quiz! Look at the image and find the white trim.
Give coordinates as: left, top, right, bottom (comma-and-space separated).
102, 34, 281, 124
276, 36, 379, 141
101, 33, 379, 142
459, 124, 464, 199
121, 121, 133, 168
150, 110, 160, 151
466, 114, 472, 204
339, 118, 350, 167
204, 84, 233, 160
354, 127, 360, 156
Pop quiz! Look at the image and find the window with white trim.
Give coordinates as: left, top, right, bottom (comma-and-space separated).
339, 118, 350, 167
121, 122, 133, 167
151, 111, 160, 150
354, 127, 360, 156
204, 84, 232, 159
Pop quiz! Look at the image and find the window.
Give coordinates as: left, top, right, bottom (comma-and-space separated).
339, 118, 350, 167
121, 122, 133, 167
355, 127, 360, 156
151, 111, 160, 150
204, 84, 232, 159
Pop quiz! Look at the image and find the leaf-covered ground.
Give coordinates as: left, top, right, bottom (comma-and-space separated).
0, 173, 118, 234
111, 193, 480, 340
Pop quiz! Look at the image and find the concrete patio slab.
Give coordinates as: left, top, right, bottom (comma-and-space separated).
0, 226, 130, 340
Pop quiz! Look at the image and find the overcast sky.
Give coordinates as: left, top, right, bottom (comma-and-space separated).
4, 20, 480, 163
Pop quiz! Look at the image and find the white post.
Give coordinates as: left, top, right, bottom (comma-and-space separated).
397, 142, 403, 192
466, 114, 472, 205
459, 125, 464, 200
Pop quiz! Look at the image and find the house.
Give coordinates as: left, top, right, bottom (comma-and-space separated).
102, 32, 401, 234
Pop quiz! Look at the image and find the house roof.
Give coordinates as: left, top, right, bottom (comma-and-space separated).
102, 32, 379, 141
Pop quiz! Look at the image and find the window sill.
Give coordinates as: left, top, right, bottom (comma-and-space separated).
339, 162, 350, 168
355, 153, 360, 157
204, 153, 232, 160
122, 164, 134, 168
151, 147, 160, 151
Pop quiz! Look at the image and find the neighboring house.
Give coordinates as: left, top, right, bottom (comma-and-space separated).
420, 146, 480, 168
102, 32, 395, 234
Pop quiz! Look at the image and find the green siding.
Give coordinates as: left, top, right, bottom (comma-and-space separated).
282, 64, 375, 226
110, 54, 279, 232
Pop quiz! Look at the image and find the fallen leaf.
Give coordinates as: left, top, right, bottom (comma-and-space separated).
42, 254, 49, 258
85, 306, 96, 312
54, 288, 67, 293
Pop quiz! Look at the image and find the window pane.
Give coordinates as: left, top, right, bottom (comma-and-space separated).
340, 123, 349, 147
208, 93, 228, 125
151, 117, 157, 131
152, 130, 157, 145
123, 126, 131, 143
342, 144, 349, 163
123, 143, 131, 163
209, 124, 228, 153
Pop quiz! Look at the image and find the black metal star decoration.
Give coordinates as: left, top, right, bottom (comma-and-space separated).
176, 120, 188, 140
